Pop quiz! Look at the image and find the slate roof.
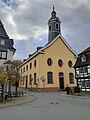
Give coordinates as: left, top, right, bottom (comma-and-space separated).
0, 20, 16, 53
79, 47, 90, 55
0, 20, 8, 38
74, 46, 90, 68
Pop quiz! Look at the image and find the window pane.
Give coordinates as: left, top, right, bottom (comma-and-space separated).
47, 72, 53, 84
68, 60, 73, 68
0, 39, 5, 45
69, 73, 74, 84
58, 59, 63, 67
0, 51, 1, 57
34, 73, 36, 84
2, 52, 6, 58
47, 58, 52, 66
34, 60, 36, 68
56, 24, 59, 30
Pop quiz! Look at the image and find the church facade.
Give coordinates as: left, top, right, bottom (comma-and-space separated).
19, 7, 77, 91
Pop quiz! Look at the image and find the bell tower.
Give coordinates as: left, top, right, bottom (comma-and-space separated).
48, 6, 61, 43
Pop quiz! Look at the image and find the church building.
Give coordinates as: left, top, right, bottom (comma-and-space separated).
20, 7, 77, 91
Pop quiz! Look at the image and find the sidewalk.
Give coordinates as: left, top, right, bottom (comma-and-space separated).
0, 94, 34, 108
60, 91, 90, 99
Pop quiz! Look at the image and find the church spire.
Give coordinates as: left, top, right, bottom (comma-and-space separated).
48, 6, 61, 43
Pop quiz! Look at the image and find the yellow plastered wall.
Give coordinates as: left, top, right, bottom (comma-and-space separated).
39, 37, 76, 88
20, 37, 77, 89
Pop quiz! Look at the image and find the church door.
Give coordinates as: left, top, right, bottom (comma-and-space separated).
59, 72, 64, 90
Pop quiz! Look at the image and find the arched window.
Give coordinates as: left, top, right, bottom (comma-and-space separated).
69, 73, 74, 84
21, 68, 22, 74
34, 73, 36, 85
55, 23, 59, 30
47, 72, 53, 84
47, 58, 53, 66
29, 74, 32, 85
23, 67, 25, 73
30, 63, 32, 69
68, 60, 73, 68
58, 59, 63, 67
59, 72, 64, 78
34, 60, 36, 68
26, 65, 28, 71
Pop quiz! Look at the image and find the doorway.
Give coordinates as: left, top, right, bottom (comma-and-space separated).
59, 72, 64, 90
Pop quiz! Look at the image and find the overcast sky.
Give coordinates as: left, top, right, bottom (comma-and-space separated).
0, 0, 90, 60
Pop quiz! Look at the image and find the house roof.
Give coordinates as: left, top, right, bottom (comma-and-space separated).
0, 20, 9, 38
20, 34, 77, 67
79, 46, 90, 55
74, 46, 90, 68
0, 20, 16, 54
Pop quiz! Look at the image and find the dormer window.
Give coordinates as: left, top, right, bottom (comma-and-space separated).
81, 55, 86, 62
0, 39, 5, 45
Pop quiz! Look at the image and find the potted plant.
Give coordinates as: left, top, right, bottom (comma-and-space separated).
65, 86, 71, 95
74, 86, 81, 96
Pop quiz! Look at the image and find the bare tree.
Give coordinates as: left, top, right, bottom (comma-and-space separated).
4, 60, 22, 96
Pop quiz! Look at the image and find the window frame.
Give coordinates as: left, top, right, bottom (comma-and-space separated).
0, 51, 7, 59
69, 73, 74, 84
0, 39, 5, 45
47, 72, 53, 84
34, 73, 36, 85
55, 23, 59, 30
47, 58, 53, 66
30, 62, 32, 69
68, 60, 73, 68
34, 60, 36, 68
58, 59, 63, 67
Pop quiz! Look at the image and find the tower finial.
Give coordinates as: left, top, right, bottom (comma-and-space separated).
53, 5, 55, 11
